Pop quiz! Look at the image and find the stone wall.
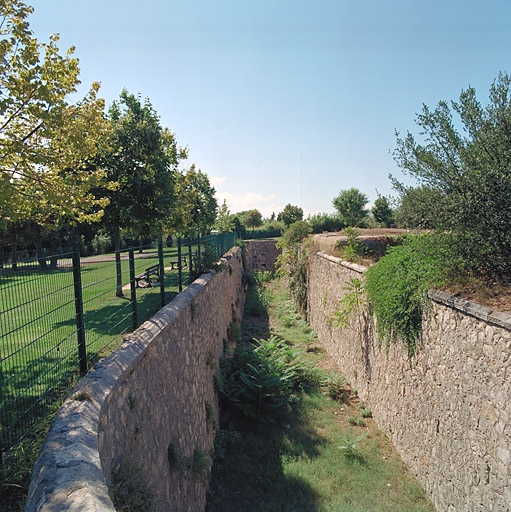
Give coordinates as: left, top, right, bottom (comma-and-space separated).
307, 251, 511, 512
244, 239, 281, 274
25, 248, 245, 512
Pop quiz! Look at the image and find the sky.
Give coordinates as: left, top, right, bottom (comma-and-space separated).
28, 0, 511, 217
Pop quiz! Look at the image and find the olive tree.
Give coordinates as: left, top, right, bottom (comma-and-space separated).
394, 72, 511, 278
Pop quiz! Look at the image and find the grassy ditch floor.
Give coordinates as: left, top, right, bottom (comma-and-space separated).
207, 277, 435, 512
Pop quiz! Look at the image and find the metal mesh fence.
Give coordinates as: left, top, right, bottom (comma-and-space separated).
0, 232, 237, 458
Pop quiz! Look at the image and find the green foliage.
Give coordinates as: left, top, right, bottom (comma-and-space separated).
338, 434, 367, 463
214, 199, 235, 232
393, 72, 511, 280
279, 220, 312, 248
172, 165, 217, 236
218, 336, 303, 422
328, 278, 366, 329
277, 203, 304, 227
190, 447, 212, 475
348, 416, 366, 427
238, 209, 263, 231
393, 185, 445, 229
213, 429, 242, 461
191, 243, 218, 280
0, 0, 112, 223
332, 188, 369, 227
365, 233, 462, 355
244, 278, 270, 317
110, 460, 153, 511
371, 195, 394, 227
359, 403, 373, 418
254, 270, 273, 283
98, 89, 186, 248
276, 239, 310, 313
307, 212, 344, 233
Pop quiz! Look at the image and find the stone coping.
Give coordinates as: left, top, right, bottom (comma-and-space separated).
315, 251, 511, 332
25, 271, 217, 512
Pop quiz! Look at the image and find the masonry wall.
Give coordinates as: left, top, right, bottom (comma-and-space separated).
245, 239, 281, 274
25, 248, 245, 512
308, 251, 511, 512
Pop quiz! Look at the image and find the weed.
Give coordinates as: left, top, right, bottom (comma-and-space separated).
190, 447, 211, 475
72, 390, 91, 401
324, 372, 349, 401
205, 401, 215, 426
206, 351, 216, 367
328, 277, 366, 330
359, 403, 373, 418
348, 416, 366, 427
110, 459, 153, 511
244, 283, 270, 317
218, 336, 304, 422
227, 320, 242, 343
254, 270, 273, 283
127, 391, 136, 410
338, 434, 367, 463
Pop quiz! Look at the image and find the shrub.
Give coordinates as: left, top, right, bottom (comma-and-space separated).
218, 336, 303, 422
365, 233, 462, 355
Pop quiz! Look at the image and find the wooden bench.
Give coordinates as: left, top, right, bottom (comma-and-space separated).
135, 264, 161, 288
169, 257, 188, 270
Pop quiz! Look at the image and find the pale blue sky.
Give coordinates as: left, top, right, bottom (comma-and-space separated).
29, 0, 511, 217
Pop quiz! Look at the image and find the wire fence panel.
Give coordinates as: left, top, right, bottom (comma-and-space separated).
0, 253, 81, 453
0, 232, 237, 458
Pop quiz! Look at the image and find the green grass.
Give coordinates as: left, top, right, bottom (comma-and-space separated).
207, 278, 435, 512
0, 242, 208, 511
0, 244, 197, 455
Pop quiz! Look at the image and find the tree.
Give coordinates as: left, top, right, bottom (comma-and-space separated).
277, 204, 303, 227
332, 188, 368, 227
393, 186, 445, 229
371, 196, 394, 227
0, 0, 112, 222
97, 90, 185, 295
393, 72, 511, 278
240, 209, 263, 231
280, 220, 312, 247
214, 200, 235, 232
172, 165, 217, 236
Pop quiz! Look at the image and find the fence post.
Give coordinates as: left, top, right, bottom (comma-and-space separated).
128, 249, 138, 330
72, 252, 87, 376
158, 237, 165, 309
188, 241, 193, 283
177, 238, 183, 292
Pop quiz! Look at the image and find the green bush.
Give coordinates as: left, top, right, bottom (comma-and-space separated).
218, 336, 303, 422
365, 233, 462, 355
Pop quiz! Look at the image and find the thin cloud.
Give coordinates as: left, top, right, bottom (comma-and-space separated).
210, 176, 226, 188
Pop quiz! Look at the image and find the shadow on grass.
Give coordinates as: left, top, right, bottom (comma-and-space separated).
207, 298, 323, 512
207, 394, 324, 512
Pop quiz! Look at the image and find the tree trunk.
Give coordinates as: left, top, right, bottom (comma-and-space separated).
11, 238, 18, 271
115, 227, 124, 297
49, 232, 58, 270
138, 236, 143, 254
35, 226, 48, 270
